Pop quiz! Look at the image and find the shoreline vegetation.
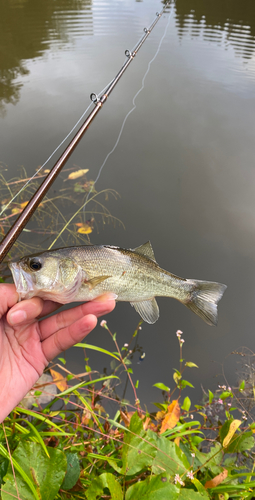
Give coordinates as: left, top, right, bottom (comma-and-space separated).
0, 323, 254, 499
0, 167, 254, 499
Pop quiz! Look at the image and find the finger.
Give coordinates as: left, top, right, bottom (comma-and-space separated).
42, 313, 98, 361
0, 283, 19, 319
39, 295, 116, 340
7, 296, 45, 326
38, 300, 62, 318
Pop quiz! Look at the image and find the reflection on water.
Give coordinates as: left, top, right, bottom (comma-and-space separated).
1, 0, 255, 112
174, 0, 255, 60
0, 0, 92, 113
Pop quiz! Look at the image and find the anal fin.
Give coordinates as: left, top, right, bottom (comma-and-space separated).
130, 298, 159, 324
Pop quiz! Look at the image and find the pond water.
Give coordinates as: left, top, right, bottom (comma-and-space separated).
1, 0, 255, 410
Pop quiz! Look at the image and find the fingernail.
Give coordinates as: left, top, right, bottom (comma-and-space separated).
9, 310, 27, 325
94, 293, 118, 302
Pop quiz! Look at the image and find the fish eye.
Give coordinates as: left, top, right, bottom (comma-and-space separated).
29, 258, 42, 271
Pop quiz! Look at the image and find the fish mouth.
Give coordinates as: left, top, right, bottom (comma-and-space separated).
9, 262, 36, 301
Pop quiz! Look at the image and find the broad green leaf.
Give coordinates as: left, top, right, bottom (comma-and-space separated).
225, 431, 254, 453
152, 434, 189, 476
153, 383, 170, 392
181, 397, 191, 412
219, 391, 232, 400
126, 474, 179, 500
1, 441, 67, 500
178, 489, 208, 499
195, 443, 223, 475
75, 343, 120, 360
121, 413, 157, 476
180, 380, 194, 389
86, 472, 123, 500
61, 452, 80, 490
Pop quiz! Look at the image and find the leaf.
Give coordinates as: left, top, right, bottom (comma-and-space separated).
205, 469, 228, 489
219, 391, 232, 400
153, 383, 170, 392
77, 224, 93, 234
86, 472, 123, 500
75, 343, 121, 360
20, 201, 29, 209
226, 431, 254, 453
222, 420, 242, 447
0, 459, 8, 488
126, 474, 179, 500
185, 362, 199, 368
1, 441, 67, 500
152, 434, 189, 476
61, 452, 80, 490
239, 380, 245, 391
68, 169, 89, 180
180, 380, 194, 389
181, 397, 191, 412
178, 490, 207, 500
160, 400, 180, 434
120, 413, 157, 476
195, 444, 223, 475
208, 390, 214, 404
50, 369, 68, 392
173, 372, 181, 385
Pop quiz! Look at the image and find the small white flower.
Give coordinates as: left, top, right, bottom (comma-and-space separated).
228, 386, 232, 391
218, 398, 223, 404
174, 474, 185, 486
176, 330, 183, 337
190, 414, 194, 420
100, 320, 107, 327
187, 470, 194, 480
191, 453, 195, 458
124, 343, 129, 347
180, 339, 185, 343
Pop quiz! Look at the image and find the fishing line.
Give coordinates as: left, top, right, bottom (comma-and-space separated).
85, 5, 173, 206
48, 5, 173, 249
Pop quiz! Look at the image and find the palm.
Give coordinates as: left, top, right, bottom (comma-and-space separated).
0, 284, 115, 422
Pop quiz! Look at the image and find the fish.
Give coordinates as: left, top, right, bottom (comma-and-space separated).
9, 241, 227, 326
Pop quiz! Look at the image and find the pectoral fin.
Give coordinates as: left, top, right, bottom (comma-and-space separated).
86, 275, 111, 289
130, 298, 159, 324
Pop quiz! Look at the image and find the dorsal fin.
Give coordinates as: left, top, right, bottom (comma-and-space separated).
133, 241, 156, 262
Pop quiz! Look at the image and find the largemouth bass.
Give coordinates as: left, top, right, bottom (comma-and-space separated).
9, 242, 227, 326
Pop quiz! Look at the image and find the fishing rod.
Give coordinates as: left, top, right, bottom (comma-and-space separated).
0, 2, 170, 264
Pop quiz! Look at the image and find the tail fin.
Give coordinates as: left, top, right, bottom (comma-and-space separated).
185, 280, 227, 326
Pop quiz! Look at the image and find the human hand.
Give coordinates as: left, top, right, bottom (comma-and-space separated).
0, 283, 115, 423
